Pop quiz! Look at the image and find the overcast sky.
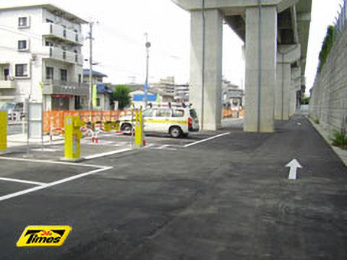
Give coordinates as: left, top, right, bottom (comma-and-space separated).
1, 0, 344, 93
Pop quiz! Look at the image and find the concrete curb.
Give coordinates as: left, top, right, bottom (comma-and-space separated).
307, 116, 347, 167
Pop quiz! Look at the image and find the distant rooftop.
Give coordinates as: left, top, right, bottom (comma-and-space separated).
83, 69, 107, 78
0, 1, 88, 24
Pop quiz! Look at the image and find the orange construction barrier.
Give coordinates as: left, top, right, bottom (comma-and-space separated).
222, 109, 244, 119
43, 110, 125, 134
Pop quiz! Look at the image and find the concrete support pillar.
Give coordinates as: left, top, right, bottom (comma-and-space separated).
289, 68, 301, 116
244, 6, 277, 132
289, 86, 297, 116
190, 9, 223, 130
275, 63, 291, 120
275, 44, 301, 120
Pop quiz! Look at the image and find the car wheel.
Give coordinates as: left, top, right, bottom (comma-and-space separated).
121, 123, 132, 134
170, 126, 182, 138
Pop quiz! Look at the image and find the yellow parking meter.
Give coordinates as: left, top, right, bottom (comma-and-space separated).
134, 109, 144, 148
0, 111, 7, 152
64, 116, 84, 160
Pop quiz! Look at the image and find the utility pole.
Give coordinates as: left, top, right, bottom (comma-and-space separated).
144, 33, 151, 108
88, 22, 94, 111
201, 0, 205, 130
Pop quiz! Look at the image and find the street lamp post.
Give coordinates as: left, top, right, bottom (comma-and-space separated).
144, 33, 151, 108
88, 22, 94, 111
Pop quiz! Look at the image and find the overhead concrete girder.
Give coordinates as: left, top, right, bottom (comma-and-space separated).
173, 0, 299, 13
277, 44, 301, 63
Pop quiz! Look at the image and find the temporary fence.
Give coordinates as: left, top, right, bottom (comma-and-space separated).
43, 110, 128, 135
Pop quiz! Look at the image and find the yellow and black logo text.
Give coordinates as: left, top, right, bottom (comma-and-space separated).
17, 226, 72, 247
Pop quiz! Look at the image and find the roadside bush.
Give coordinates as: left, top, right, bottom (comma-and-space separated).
314, 119, 320, 124
331, 130, 347, 149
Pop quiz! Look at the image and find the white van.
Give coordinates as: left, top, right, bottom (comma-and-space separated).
119, 105, 199, 138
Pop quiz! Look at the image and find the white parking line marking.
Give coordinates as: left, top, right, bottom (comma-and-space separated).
0, 177, 46, 186
31, 148, 60, 152
184, 132, 231, 148
84, 148, 132, 160
0, 166, 112, 202
0, 157, 106, 169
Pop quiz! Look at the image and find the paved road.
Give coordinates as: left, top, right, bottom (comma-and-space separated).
0, 116, 347, 259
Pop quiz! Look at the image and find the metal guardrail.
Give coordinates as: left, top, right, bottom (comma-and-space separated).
335, 0, 347, 35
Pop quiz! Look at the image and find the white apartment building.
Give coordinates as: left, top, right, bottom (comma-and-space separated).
0, 3, 88, 110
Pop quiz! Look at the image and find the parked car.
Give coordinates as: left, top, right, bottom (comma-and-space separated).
1, 102, 25, 120
119, 104, 199, 138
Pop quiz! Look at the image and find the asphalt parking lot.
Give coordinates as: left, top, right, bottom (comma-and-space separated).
1, 116, 347, 259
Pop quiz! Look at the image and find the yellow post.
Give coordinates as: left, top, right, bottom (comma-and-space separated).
134, 109, 144, 147
0, 112, 7, 152
104, 122, 111, 132
64, 116, 83, 161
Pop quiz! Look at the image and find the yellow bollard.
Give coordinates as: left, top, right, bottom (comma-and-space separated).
0, 112, 7, 152
64, 116, 84, 161
104, 122, 111, 132
134, 109, 144, 148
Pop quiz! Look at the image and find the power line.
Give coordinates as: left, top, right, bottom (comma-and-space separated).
0, 24, 43, 40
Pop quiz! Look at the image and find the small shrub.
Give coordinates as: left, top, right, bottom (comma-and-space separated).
314, 119, 320, 124
331, 130, 347, 149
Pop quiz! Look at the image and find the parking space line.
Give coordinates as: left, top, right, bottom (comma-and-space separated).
0, 157, 106, 169
0, 166, 112, 202
183, 132, 231, 148
84, 148, 132, 160
0, 177, 46, 186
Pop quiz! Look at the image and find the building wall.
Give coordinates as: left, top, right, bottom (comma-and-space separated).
0, 6, 84, 108
310, 26, 347, 135
0, 7, 43, 104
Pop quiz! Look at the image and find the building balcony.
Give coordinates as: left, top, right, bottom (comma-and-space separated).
43, 47, 83, 65
0, 80, 15, 89
43, 80, 89, 96
42, 23, 83, 45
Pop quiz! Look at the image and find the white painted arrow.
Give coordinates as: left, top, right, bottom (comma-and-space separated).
285, 159, 302, 180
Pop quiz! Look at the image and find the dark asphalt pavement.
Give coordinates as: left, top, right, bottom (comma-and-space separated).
0, 116, 346, 259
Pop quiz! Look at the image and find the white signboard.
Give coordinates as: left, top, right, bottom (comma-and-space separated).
28, 102, 43, 139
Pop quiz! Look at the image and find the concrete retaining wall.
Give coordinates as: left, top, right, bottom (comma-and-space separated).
310, 27, 347, 136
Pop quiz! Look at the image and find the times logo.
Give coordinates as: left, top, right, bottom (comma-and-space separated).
17, 226, 72, 247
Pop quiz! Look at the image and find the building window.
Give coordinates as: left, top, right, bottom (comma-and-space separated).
46, 67, 54, 80
96, 98, 101, 107
46, 19, 54, 23
18, 40, 28, 51
45, 41, 54, 47
15, 64, 28, 77
60, 69, 67, 81
78, 74, 81, 84
18, 17, 29, 28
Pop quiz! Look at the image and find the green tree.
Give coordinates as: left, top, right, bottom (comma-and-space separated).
112, 85, 131, 110
317, 25, 335, 74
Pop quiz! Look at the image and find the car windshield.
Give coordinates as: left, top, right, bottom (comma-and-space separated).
1, 103, 15, 110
